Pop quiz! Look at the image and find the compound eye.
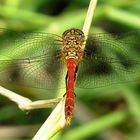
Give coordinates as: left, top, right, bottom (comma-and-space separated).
65, 36, 70, 40
75, 36, 80, 40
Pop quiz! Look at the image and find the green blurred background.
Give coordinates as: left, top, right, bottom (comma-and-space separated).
0, 0, 140, 139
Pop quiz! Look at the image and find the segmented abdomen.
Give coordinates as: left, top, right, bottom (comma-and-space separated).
65, 58, 77, 125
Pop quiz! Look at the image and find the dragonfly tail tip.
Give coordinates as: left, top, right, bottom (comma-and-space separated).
66, 116, 72, 125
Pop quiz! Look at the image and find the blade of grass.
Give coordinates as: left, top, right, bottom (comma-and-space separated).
122, 86, 140, 127
0, 5, 53, 27
106, 6, 140, 28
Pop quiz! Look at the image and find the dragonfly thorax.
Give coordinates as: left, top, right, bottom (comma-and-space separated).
61, 28, 85, 63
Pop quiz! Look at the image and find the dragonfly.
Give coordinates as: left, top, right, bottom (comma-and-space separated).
0, 28, 140, 124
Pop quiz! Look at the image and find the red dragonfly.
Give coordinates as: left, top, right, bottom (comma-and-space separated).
0, 28, 140, 124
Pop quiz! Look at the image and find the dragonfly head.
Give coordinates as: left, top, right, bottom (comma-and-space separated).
62, 28, 85, 45
62, 28, 85, 62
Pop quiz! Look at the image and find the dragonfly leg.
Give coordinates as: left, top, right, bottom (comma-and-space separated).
65, 71, 68, 89
63, 71, 68, 97
63, 93, 66, 97
74, 65, 78, 81
63, 92, 76, 97
73, 66, 78, 98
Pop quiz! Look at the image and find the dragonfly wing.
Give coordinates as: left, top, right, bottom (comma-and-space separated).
76, 30, 140, 89
0, 29, 66, 89
0, 29, 62, 60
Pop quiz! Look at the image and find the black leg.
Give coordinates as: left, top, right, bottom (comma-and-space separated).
75, 65, 78, 73
74, 65, 78, 82
73, 66, 78, 98
65, 71, 68, 89
63, 93, 66, 97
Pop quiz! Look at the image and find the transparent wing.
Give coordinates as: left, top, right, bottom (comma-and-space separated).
76, 30, 140, 88
0, 29, 66, 89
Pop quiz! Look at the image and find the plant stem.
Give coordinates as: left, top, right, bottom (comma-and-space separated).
82, 0, 98, 40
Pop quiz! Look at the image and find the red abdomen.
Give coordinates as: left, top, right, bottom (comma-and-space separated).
65, 58, 77, 125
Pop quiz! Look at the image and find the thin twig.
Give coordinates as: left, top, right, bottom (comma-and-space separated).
0, 86, 32, 109
82, 0, 98, 42
0, 86, 60, 110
